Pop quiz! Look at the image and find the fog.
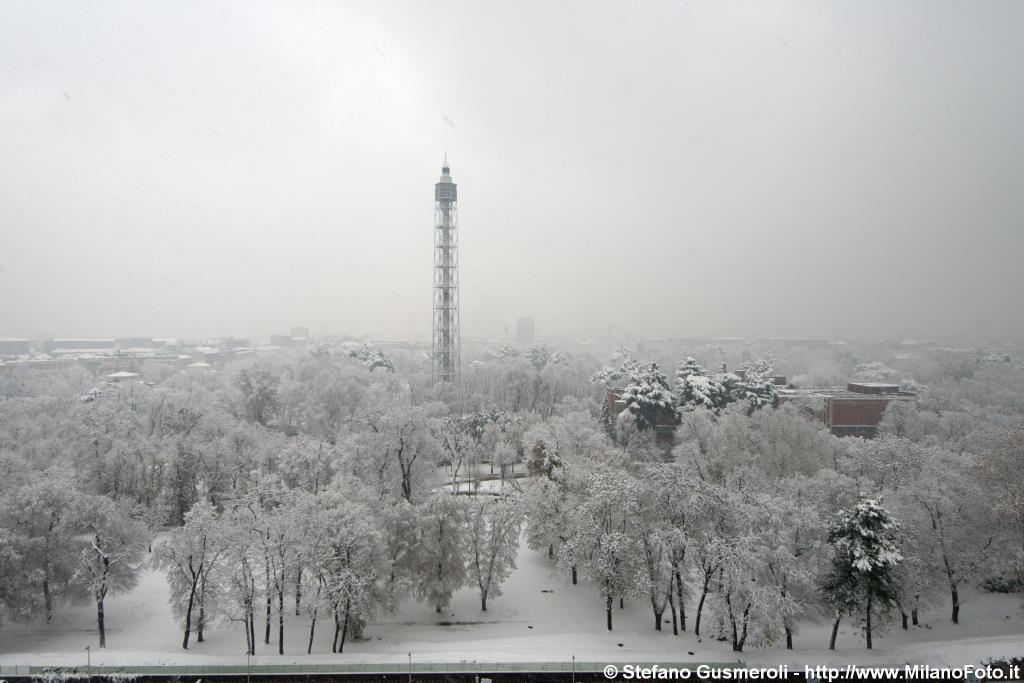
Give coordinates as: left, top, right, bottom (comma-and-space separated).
2, 0, 1022, 343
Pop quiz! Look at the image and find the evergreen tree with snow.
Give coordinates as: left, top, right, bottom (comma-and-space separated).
738, 357, 778, 415
675, 357, 725, 412
821, 498, 902, 650
617, 363, 681, 434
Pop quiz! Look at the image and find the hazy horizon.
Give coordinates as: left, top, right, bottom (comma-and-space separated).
3, 1, 1023, 344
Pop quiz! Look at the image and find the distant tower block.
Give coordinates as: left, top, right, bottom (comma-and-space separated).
516, 317, 535, 345
433, 162, 460, 383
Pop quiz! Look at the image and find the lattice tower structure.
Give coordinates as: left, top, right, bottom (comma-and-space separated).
433, 163, 459, 383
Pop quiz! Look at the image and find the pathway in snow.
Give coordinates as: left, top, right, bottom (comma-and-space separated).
1, 543, 1022, 668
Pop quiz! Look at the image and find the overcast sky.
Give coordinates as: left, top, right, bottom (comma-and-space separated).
1, 0, 1022, 343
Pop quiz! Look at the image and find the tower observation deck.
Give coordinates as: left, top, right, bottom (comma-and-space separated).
433, 163, 459, 383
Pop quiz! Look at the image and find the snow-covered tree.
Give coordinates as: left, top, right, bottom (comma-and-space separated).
559, 469, 646, 631
492, 440, 517, 486
898, 450, 998, 624
738, 358, 778, 415
838, 434, 925, 493
357, 407, 443, 503
675, 357, 725, 412
73, 495, 149, 648
591, 347, 644, 387
220, 503, 263, 655
753, 490, 822, 650
233, 365, 280, 427
710, 532, 802, 653
821, 499, 902, 650
525, 436, 563, 480
155, 499, 227, 649
262, 495, 304, 655
974, 427, 1024, 598
312, 490, 384, 653
466, 496, 523, 611
0, 472, 84, 623
413, 493, 469, 613
616, 363, 680, 435
345, 344, 394, 373
276, 436, 335, 494
526, 345, 551, 372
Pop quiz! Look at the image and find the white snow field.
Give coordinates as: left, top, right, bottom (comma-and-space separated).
1, 542, 1021, 669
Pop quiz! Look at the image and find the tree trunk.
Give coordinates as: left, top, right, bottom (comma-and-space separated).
737, 604, 750, 652
654, 609, 664, 631
43, 575, 53, 624
606, 596, 613, 631
865, 593, 873, 650
572, 565, 577, 585
278, 588, 285, 655
332, 611, 340, 653
620, 597, 624, 609
901, 611, 908, 630
307, 580, 323, 654
339, 598, 351, 654
243, 619, 252, 655
197, 572, 206, 643
307, 609, 318, 655
481, 594, 488, 611
829, 615, 841, 650
96, 593, 106, 648
548, 543, 554, 559
264, 581, 272, 644
248, 610, 256, 655
675, 569, 686, 632
295, 568, 302, 616
941, 551, 960, 624
694, 574, 712, 637
727, 594, 739, 652
668, 590, 678, 636
785, 626, 793, 650
950, 582, 960, 624
912, 607, 919, 626
182, 579, 197, 650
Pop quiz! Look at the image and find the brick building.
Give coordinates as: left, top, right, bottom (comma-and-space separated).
779, 382, 917, 437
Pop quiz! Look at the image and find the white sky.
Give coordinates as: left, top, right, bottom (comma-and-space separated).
1, 1, 1022, 342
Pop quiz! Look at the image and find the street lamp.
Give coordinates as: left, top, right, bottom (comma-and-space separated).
408, 652, 412, 683
85, 646, 91, 683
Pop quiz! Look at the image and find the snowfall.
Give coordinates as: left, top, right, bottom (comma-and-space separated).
1, 542, 1022, 670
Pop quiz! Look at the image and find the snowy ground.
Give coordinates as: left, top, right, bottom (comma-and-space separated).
1, 543, 1022, 669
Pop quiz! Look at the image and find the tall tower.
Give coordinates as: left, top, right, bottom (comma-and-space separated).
432, 162, 460, 383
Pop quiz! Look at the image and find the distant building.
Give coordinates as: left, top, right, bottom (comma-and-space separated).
221, 337, 250, 349
290, 327, 310, 340
43, 338, 116, 354
115, 337, 154, 349
516, 317, 535, 345
0, 338, 31, 356
105, 371, 141, 383
778, 382, 917, 437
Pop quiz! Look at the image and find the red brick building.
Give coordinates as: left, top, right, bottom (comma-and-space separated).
779, 382, 917, 437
